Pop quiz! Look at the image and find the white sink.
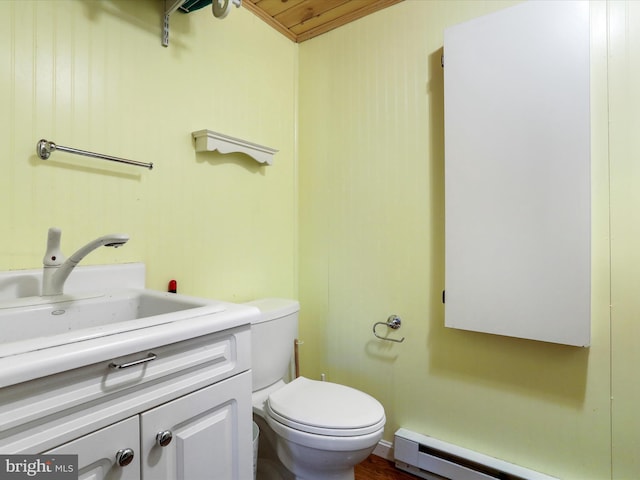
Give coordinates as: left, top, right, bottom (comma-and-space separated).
0, 288, 226, 358
0, 263, 260, 388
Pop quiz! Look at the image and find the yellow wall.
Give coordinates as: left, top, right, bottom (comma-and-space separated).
0, 0, 298, 301
2, 0, 640, 479
298, 1, 639, 479
609, 1, 640, 478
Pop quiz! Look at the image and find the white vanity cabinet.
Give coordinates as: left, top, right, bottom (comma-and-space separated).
0, 324, 253, 480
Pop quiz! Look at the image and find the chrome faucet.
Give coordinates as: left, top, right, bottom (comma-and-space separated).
42, 227, 130, 296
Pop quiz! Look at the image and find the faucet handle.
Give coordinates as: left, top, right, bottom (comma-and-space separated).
43, 227, 65, 266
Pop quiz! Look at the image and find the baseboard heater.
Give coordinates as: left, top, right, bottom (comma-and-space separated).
394, 429, 559, 480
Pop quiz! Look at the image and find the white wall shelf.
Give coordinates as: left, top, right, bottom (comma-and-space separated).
192, 130, 277, 165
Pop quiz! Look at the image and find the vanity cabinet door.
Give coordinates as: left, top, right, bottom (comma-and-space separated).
140, 371, 252, 480
44, 416, 140, 480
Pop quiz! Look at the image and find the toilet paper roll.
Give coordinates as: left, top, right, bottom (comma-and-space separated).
212, 0, 232, 19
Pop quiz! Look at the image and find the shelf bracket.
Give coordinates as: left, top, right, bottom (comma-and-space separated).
163, 0, 188, 47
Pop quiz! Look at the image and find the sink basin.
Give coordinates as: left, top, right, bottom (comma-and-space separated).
0, 289, 226, 358
0, 264, 260, 388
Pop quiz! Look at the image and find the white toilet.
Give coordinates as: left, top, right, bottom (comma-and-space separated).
247, 298, 386, 480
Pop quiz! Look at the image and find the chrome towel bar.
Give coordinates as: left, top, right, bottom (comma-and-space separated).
373, 315, 405, 343
37, 139, 153, 170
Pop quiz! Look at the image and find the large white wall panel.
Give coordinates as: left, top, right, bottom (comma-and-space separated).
444, 1, 591, 346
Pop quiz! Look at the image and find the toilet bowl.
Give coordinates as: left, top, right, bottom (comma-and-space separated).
246, 299, 386, 480
265, 377, 385, 479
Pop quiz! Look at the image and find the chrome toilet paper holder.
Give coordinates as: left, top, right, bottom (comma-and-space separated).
373, 315, 405, 343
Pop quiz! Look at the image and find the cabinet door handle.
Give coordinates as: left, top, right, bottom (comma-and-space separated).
156, 430, 173, 447
109, 352, 157, 369
116, 448, 135, 467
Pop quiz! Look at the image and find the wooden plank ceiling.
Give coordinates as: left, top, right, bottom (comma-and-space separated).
242, 0, 403, 43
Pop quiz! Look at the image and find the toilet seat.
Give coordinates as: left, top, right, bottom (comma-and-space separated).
266, 377, 385, 437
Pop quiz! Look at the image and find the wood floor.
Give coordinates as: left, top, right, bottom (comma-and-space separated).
354, 455, 418, 480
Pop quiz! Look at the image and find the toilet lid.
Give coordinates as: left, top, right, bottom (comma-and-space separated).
267, 377, 385, 436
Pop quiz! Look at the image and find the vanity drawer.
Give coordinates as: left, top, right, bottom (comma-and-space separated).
0, 324, 250, 453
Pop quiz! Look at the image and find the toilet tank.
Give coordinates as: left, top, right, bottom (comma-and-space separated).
245, 298, 299, 391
